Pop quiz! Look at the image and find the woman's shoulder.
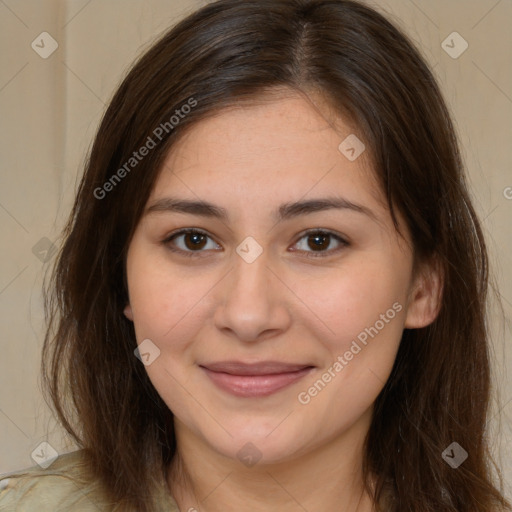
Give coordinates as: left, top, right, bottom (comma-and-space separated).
0, 449, 179, 511
0, 449, 111, 511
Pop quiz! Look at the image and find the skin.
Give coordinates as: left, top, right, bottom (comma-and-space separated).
124, 89, 442, 512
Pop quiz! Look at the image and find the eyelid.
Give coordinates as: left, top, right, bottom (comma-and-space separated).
162, 227, 349, 258
163, 228, 222, 257
290, 228, 349, 258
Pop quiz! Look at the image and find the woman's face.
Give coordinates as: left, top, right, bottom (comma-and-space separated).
124, 91, 437, 465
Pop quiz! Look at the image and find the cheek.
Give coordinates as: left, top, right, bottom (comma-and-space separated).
293, 255, 410, 359
293, 262, 408, 417
126, 249, 211, 415
126, 247, 210, 352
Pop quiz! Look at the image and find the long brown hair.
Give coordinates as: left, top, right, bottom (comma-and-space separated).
41, 0, 511, 510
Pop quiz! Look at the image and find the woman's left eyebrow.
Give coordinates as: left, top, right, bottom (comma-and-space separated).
145, 196, 379, 223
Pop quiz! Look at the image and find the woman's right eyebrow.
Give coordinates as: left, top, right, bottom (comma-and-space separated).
145, 198, 229, 220
144, 196, 379, 224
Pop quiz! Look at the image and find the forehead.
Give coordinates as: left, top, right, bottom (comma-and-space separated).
151, 91, 386, 214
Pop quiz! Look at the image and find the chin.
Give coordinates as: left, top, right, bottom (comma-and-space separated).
203, 420, 311, 467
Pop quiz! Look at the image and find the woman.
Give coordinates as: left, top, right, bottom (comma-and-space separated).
0, 0, 510, 510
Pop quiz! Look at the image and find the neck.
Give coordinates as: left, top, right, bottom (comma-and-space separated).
167, 409, 376, 512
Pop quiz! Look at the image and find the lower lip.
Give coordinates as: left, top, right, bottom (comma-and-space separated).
201, 367, 314, 398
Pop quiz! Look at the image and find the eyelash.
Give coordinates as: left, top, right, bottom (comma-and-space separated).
162, 228, 349, 259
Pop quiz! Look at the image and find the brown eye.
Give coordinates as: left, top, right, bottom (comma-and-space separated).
183, 232, 208, 250
164, 229, 221, 256
307, 233, 331, 251
292, 230, 349, 258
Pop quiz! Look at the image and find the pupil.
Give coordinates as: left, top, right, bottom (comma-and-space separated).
185, 233, 206, 250
309, 234, 329, 251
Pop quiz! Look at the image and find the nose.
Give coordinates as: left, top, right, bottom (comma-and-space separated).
213, 250, 292, 343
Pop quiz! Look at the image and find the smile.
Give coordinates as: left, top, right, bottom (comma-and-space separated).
199, 361, 315, 398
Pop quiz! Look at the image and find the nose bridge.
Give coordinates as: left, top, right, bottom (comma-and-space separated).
213, 243, 290, 341
229, 245, 271, 307
228, 234, 270, 292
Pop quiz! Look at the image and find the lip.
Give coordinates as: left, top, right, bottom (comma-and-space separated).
200, 361, 315, 398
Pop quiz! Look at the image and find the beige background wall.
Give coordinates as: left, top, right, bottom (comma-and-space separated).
0, 0, 510, 497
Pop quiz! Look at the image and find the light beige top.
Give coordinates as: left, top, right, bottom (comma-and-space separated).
0, 449, 180, 511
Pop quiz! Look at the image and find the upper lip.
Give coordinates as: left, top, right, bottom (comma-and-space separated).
200, 361, 314, 375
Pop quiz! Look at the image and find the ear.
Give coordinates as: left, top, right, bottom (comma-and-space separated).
404, 256, 443, 329
124, 304, 134, 321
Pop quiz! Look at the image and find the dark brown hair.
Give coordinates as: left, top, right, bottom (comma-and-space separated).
41, 0, 511, 510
